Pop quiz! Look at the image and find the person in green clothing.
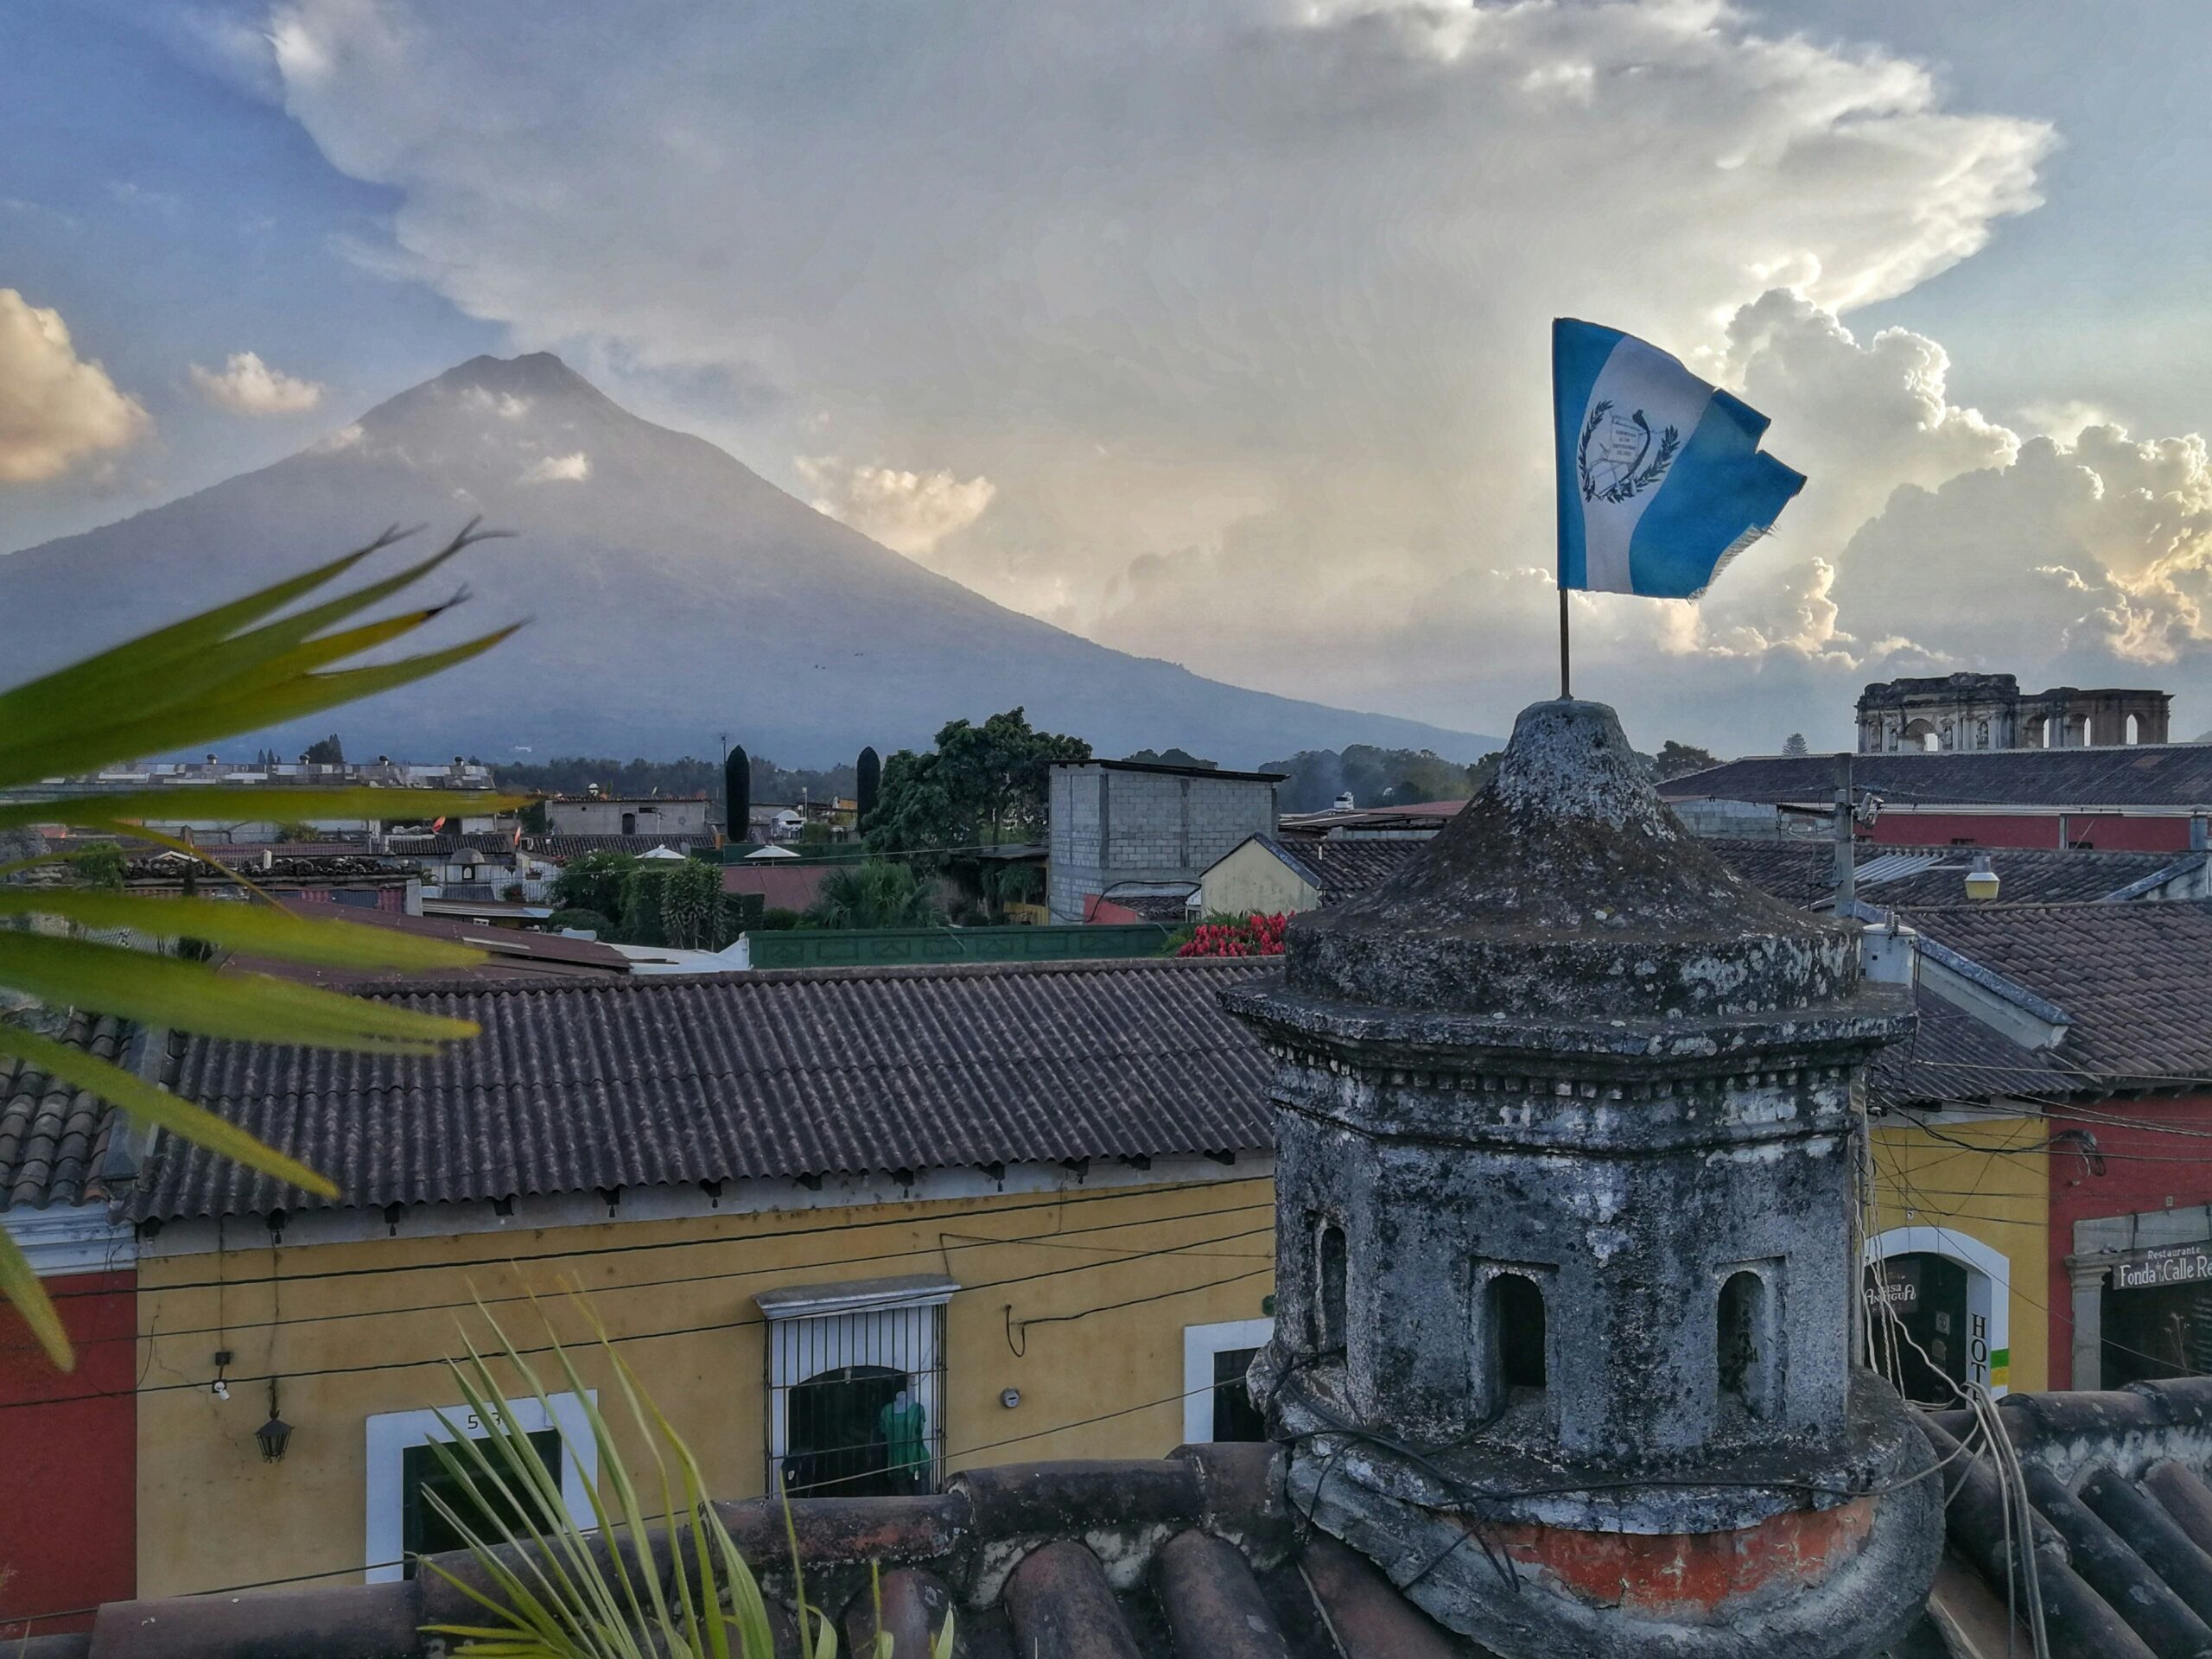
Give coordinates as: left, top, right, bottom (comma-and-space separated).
878, 1387, 929, 1493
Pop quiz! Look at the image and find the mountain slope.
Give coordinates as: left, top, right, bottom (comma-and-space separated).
0, 355, 1497, 766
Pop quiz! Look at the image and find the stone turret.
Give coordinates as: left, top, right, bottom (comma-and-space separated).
1224, 699, 1942, 1658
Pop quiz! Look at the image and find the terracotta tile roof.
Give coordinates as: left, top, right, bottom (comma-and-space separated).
34, 1444, 1493, 1658
0, 1009, 130, 1212
529, 834, 715, 860
719, 861, 834, 912
1902, 900, 2212, 1089
137, 957, 1274, 1222
1867, 991, 2060, 1111
222, 899, 629, 988
58, 1401, 2212, 1658
1920, 1380, 2212, 1657
1302, 838, 1424, 905
1662, 744, 2212, 809
1712, 838, 2203, 909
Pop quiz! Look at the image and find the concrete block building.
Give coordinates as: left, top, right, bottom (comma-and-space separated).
1047, 759, 1281, 923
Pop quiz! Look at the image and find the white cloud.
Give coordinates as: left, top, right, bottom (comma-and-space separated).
189, 350, 327, 416
264, 0, 2088, 745
0, 289, 149, 483
795, 457, 996, 557
461, 385, 531, 420
519, 450, 589, 483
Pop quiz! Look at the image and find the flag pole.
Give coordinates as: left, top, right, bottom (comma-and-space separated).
1558, 584, 1572, 700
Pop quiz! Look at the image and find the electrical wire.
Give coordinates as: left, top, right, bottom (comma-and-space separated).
0, 1221, 1281, 1411
41, 1175, 1271, 1302
9, 1192, 1281, 1358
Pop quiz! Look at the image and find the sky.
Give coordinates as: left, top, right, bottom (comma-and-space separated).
5, 0, 2212, 758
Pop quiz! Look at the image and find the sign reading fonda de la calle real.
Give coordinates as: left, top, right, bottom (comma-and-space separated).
2113, 1243, 2212, 1291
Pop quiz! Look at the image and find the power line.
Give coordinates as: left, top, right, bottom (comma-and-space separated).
5, 1195, 1279, 1360
43, 1174, 1268, 1303
1, 1221, 1279, 1411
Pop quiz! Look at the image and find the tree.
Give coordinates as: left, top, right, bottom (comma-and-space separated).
545, 907, 613, 936
1258, 745, 1483, 813
1649, 740, 1723, 782
302, 733, 345, 766
855, 745, 880, 830
550, 850, 637, 920
724, 745, 751, 840
1781, 732, 1809, 757
658, 857, 723, 950
805, 860, 944, 929
1122, 747, 1216, 769
868, 708, 1090, 859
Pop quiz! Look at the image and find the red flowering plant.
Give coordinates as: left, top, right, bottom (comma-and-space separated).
1175, 912, 1289, 957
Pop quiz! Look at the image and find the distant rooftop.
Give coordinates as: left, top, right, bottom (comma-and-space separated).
1664, 744, 2212, 810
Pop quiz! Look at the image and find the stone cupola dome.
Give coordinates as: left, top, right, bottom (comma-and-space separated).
1224, 698, 1942, 1659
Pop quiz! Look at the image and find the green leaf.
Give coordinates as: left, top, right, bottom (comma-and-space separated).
0, 534, 401, 741
0, 931, 478, 1053
0, 1228, 70, 1370
0, 1020, 339, 1199
0, 890, 486, 970
0, 626, 521, 787
0, 787, 533, 836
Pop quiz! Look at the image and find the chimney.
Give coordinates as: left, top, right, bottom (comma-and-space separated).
1224, 699, 1939, 1659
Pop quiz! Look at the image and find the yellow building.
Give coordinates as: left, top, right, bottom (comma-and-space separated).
1866, 1112, 2050, 1398
123, 958, 1281, 1598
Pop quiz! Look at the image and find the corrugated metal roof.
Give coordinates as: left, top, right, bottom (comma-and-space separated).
139, 957, 1274, 1222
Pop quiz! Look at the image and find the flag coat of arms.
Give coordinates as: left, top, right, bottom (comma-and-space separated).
1554, 318, 1804, 598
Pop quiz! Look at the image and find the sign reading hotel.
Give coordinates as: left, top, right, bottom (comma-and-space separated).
2113, 1243, 2212, 1290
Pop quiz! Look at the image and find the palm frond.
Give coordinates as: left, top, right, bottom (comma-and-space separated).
0, 786, 531, 836
0, 931, 477, 1052
0, 531, 523, 1366
0, 890, 484, 970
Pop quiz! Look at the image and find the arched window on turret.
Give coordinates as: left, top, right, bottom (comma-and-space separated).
1316, 1222, 1348, 1356
1718, 1268, 1779, 1421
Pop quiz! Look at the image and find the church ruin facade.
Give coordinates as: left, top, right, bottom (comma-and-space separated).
1857, 672, 2169, 753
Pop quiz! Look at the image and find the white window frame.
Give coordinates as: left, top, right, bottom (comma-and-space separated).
759, 1275, 956, 1486
1183, 1317, 1274, 1443
365, 1390, 598, 1584
1866, 1224, 2012, 1397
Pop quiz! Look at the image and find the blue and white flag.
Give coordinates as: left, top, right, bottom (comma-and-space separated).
1554, 318, 1804, 599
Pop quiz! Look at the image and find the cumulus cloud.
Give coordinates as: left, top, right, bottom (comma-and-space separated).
262, 0, 2081, 745
796, 457, 996, 558
0, 289, 149, 483
1831, 426, 2212, 676
189, 350, 327, 416
519, 450, 589, 483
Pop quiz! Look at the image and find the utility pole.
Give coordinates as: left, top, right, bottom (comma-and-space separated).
1832, 752, 1855, 912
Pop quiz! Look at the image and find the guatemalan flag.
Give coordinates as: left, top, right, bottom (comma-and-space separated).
1554, 319, 1805, 599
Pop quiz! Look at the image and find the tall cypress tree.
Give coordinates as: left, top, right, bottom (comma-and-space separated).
723, 745, 751, 842
856, 746, 880, 832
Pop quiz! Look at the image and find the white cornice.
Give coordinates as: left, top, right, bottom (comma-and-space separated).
3, 1205, 137, 1278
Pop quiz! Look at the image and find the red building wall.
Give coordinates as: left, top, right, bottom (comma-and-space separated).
0, 1269, 137, 1637
2044, 1096, 2212, 1389
1869, 813, 2194, 852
